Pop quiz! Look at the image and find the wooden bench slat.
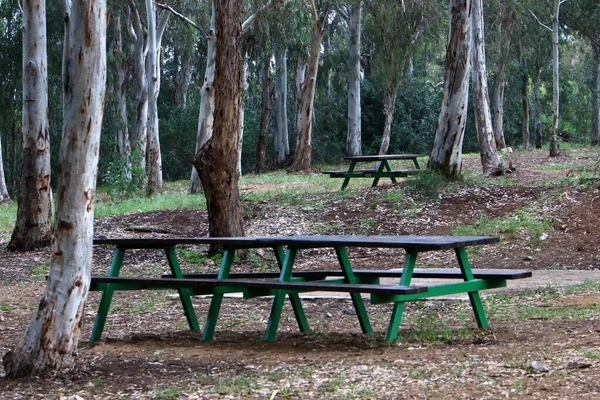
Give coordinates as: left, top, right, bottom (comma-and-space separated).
165, 269, 532, 281
90, 276, 427, 296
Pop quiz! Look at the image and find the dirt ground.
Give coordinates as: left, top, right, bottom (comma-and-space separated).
1, 148, 600, 399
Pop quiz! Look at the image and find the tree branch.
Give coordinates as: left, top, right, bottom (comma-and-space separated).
529, 9, 552, 32
242, 0, 285, 35
155, 2, 208, 38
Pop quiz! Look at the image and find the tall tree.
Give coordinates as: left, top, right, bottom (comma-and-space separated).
273, 45, 290, 166
145, 0, 170, 194
9, 0, 53, 251
530, 0, 568, 157
192, 0, 244, 248
291, 0, 330, 171
471, 0, 503, 174
3, 0, 107, 376
0, 137, 9, 203
429, 0, 472, 178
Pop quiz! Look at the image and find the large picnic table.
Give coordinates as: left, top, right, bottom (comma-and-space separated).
90, 235, 531, 343
324, 154, 427, 190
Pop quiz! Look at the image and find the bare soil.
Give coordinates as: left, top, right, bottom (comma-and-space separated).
1, 148, 600, 399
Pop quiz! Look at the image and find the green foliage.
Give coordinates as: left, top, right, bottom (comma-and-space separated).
30, 262, 50, 277
403, 169, 447, 199
94, 191, 205, 218
102, 149, 146, 200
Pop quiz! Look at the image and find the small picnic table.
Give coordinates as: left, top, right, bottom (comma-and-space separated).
324, 154, 427, 190
90, 235, 531, 343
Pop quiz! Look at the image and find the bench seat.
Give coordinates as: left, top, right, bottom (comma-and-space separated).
90, 276, 427, 296
323, 169, 419, 178
165, 269, 532, 281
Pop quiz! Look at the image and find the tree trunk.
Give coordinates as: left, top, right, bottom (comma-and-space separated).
520, 40, 530, 150
592, 45, 600, 146
3, 0, 106, 377
471, 0, 502, 175
0, 136, 10, 203
428, 0, 471, 179
112, 15, 132, 181
256, 50, 271, 173
291, 3, 328, 172
346, 0, 362, 157
379, 79, 400, 155
9, 0, 52, 251
192, 0, 244, 252
549, 0, 561, 157
533, 62, 543, 148
190, 4, 217, 193
237, 50, 249, 176
145, 1, 169, 194
491, 61, 507, 149
273, 47, 289, 167
127, 0, 148, 177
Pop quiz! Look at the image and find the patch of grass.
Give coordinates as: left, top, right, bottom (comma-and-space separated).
127, 295, 159, 314
30, 262, 50, 277
381, 190, 417, 212
94, 192, 205, 218
0, 304, 11, 312
0, 202, 17, 233
451, 208, 552, 244
400, 311, 474, 343
403, 169, 448, 199
578, 349, 600, 359
210, 374, 259, 396
177, 249, 223, 266
153, 387, 181, 400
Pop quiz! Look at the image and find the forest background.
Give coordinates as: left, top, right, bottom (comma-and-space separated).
0, 0, 598, 198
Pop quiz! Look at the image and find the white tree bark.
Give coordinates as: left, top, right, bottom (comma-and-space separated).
127, 0, 148, 176
189, 5, 217, 193
112, 15, 132, 181
428, 0, 472, 178
379, 78, 401, 155
291, 0, 329, 172
549, 0, 566, 157
3, 0, 107, 377
273, 47, 289, 166
145, 0, 170, 194
471, 0, 502, 175
237, 51, 249, 176
592, 45, 600, 145
0, 137, 10, 203
346, 0, 362, 157
9, 0, 53, 250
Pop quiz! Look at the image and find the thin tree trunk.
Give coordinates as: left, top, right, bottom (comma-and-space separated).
592, 45, 600, 146
491, 61, 507, 149
273, 47, 289, 167
256, 50, 271, 173
533, 62, 543, 148
291, 2, 328, 172
9, 0, 52, 250
428, 0, 472, 178
127, 0, 148, 177
0, 136, 10, 203
3, 0, 107, 377
237, 50, 248, 176
471, 0, 502, 175
112, 15, 132, 181
192, 0, 244, 253
379, 79, 400, 155
190, 4, 216, 193
549, 0, 562, 157
520, 40, 530, 150
145, 1, 169, 194
346, 0, 362, 157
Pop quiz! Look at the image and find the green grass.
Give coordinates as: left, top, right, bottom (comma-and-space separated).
0, 304, 11, 312
0, 202, 17, 233
94, 192, 205, 218
30, 262, 50, 277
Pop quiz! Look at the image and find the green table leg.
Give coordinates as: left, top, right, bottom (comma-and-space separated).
412, 157, 422, 169
372, 160, 397, 187
264, 248, 298, 342
335, 247, 373, 335
455, 247, 489, 329
341, 161, 357, 191
165, 246, 200, 332
90, 246, 126, 342
274, 246, 310, 333
385, 250, 418, 343
202, 247, 235, 342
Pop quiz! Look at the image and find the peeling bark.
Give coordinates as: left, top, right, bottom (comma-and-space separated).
4, 0, 106, 377
345, 0, 362, 157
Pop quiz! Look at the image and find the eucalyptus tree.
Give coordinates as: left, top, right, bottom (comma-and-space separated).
3, 0, 107, 377
562, 0, 600, 145
291, 0, 331, 171
337, 0, 362, 157
428, 0, 472, 178
364, 0, 439, 155
9, 0, 53, 250
192, 0, 244, 250
530, 0, 568, 157
471, 0, 502, 174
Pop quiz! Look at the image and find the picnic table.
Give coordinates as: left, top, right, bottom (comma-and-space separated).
323, 154, 427, 190
89, 236, 531, 343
